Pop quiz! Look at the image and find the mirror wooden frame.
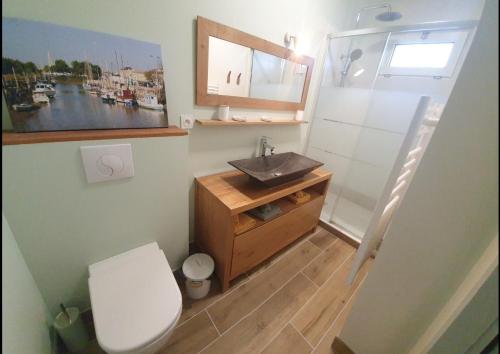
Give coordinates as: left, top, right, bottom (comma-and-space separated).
196, 16, 314, 111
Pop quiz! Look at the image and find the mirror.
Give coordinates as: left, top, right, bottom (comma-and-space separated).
250, 50, 308, 103
197, 17, 314, 111
207, 37, 308, 103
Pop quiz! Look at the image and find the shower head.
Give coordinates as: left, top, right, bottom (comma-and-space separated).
340, 48, 363, 87
375, 10, 402, 22
349, 49, 363, 62
355, 4, 402, 27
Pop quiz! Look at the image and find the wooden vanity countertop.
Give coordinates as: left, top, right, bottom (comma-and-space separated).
195, 168, 332, 215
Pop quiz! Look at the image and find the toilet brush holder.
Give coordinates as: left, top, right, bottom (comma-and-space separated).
54, 306, 89, 353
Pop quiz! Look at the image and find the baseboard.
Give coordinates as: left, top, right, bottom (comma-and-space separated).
319, 220, 361, 249
332, 337, 356, 354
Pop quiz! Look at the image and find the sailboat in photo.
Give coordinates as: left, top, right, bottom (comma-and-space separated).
116, 88, 135, 105
137, 63, 165, 110
46, 51, 57, 87
101, 89, 117, 103
137, 94, 164, 110
12, 103, 35, 111
82, 58, 93, 90
32, 92, 50, 103
34, 82, 56, 98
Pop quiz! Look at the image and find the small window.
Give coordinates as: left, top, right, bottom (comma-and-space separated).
390, 43, 454, 68
379, 29, 470, 78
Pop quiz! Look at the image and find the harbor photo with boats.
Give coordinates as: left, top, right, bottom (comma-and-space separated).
2, 17, 169, 132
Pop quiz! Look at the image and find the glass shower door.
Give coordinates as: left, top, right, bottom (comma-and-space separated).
307, 32, 422, 241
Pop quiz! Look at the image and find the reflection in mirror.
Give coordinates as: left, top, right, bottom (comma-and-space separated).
207, 37, 307, 103
208, 37, 253, 97
250, 50, 307, 103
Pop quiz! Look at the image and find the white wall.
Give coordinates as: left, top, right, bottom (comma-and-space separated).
341, 0, 485, 30
2, 0, 349, 316
428, 267, 498, 354
2, 213, 52, 354
338, 0, 498, 352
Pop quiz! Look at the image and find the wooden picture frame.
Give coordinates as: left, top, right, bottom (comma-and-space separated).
196, 16, 314, 111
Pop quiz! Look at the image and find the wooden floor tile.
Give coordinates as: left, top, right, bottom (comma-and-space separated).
303, 240, 355, 287
261, 324, 312, 354
312, 279, 364, 354
178, 273, 248, 325
207, 241, 321, 333
308, 228, 337, 250
202, 273, 317, 354
160, 311, 219, 354
292, 257, 372, 346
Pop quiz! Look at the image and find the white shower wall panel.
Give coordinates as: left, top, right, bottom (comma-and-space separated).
340, 159, 390, 207
314, 87, 373, 125
353, 128, 404, 168
308, 118, 362, 157
307, 146, 350, 194
362, 90, 422, 133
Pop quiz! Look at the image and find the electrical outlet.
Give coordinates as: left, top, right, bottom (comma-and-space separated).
180, 114, 194, 129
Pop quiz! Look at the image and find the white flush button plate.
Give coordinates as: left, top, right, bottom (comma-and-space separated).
80, 144, 134, 183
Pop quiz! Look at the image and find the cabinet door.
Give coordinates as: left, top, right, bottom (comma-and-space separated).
231, 197, 323, 278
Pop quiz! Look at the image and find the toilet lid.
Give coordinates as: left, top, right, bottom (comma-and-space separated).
89, 251, 182, 353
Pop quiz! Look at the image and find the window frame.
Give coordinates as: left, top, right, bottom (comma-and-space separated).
379, 30, 470, 78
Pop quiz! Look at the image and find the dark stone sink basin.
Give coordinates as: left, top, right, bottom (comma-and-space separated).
228, 152, 324, 187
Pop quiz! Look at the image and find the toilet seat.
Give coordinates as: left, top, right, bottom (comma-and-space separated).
88, 243, 182, 354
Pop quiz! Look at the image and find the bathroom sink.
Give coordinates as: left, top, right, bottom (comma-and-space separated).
228, 152, 324, 187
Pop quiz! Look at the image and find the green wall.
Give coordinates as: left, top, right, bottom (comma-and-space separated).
429, 267, 498, 354
2, 214, 52, 354
3, 136, 189, 315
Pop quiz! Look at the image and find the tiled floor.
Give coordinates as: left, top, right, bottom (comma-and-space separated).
85, 227, 372, 354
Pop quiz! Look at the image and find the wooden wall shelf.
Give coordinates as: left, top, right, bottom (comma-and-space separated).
2, 126, 187, 145
195, 169, 332, 291
195, 119, 305, 126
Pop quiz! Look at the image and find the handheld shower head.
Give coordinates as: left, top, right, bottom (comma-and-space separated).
340, 48, 363, 86
349, 48, 363, 62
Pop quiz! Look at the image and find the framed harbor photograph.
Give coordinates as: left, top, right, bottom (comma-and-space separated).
2, 17, 169, 132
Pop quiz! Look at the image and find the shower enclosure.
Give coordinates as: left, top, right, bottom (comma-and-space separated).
306, 20, 477, 243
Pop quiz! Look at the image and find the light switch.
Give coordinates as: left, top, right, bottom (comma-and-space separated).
80, 144, 134, 183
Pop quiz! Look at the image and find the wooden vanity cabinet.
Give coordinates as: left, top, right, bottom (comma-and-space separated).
194, 169, 331, 291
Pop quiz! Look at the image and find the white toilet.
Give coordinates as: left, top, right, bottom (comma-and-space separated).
88, 242, 182, 354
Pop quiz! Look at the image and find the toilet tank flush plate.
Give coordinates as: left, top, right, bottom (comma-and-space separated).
80, 144, 134, 183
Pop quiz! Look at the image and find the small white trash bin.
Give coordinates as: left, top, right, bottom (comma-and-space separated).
53, 307, 89, 353
182, 253, 215, 299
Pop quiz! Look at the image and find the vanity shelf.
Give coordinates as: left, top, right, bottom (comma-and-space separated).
195, 168, 331, 291
240, 188, 323, 232
195, 119, 305, 126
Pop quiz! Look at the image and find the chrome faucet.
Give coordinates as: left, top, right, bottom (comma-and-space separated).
260, 136, 275, 157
